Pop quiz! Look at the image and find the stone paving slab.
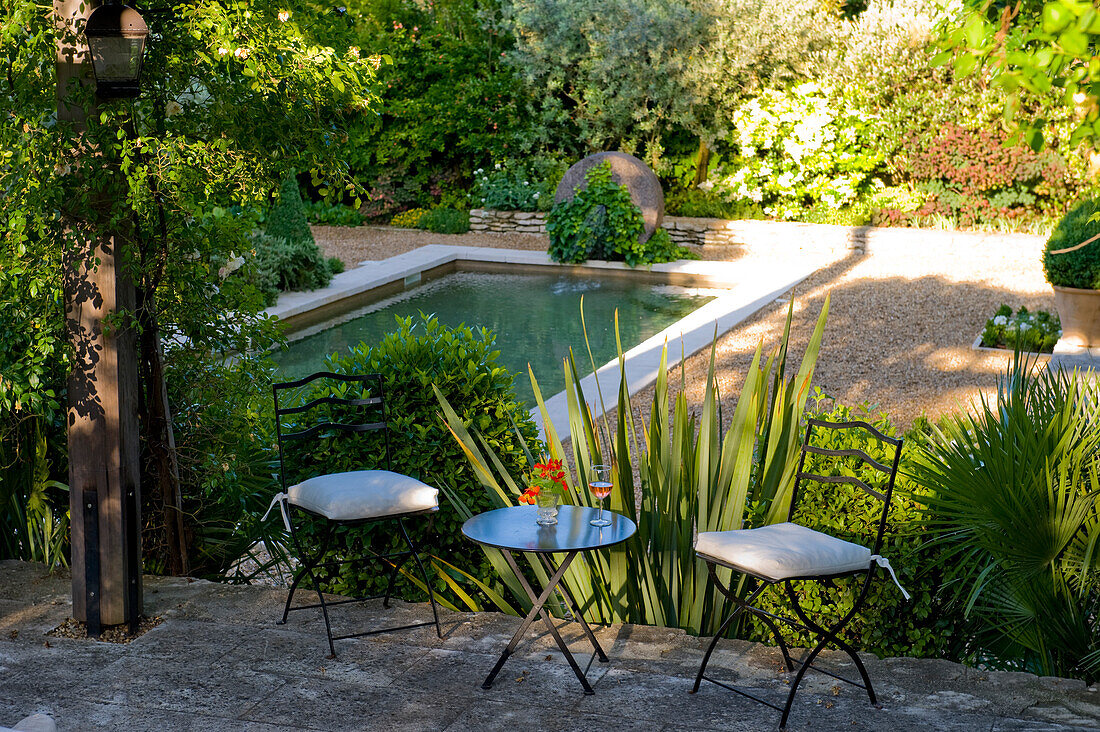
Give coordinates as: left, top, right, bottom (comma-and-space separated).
1, 560, 1098, 731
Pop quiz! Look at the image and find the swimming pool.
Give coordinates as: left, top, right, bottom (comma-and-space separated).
271, 271, 715, 406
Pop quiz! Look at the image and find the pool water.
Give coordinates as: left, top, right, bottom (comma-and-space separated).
271, 271, 715, 406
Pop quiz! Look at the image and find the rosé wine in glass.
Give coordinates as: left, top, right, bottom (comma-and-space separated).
589, 465, 612, 527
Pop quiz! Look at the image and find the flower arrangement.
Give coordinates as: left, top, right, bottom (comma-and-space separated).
980, 304, 1061, 354
518, 458, 568, 505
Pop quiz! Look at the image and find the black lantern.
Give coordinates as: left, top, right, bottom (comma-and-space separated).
84, 4, 149, 99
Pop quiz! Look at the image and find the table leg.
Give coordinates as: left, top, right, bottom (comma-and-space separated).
536, 553, 608, 663
482, 550, 596, 694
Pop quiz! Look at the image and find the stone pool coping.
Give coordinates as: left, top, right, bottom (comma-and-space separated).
266, 245, 829, 438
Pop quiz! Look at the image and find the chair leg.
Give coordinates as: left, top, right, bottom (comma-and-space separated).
380, 549, 406, 609
307, 526, 339, 658
692, 581, 771, 693
278, 561, 311, 626
400, 518, 442, 638
779, 574, 879, 729
276, 511, 442, 652
754, 610, 795, 673
279, 517, 339, 658
279, 515, 329, 625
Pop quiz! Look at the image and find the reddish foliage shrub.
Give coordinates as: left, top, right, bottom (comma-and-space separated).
885, 124, 1076, 227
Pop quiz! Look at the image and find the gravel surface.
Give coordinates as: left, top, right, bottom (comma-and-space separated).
311, 224, 1054, 430
313, 225, 549, 267
46, 615, 163, 643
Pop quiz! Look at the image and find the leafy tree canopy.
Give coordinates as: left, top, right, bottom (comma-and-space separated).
0, 0, 382, 574
939, 0, 1100, 149
0, 0, 381, 419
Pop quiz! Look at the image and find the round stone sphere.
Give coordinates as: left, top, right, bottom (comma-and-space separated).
553, 152, 665, 243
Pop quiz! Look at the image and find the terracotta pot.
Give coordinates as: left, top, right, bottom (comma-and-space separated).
1053, 285, 1100, 347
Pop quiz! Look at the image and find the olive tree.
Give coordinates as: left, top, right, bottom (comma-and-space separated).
499, 0, 829, 172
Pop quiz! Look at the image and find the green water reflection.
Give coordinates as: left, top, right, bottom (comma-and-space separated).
271, 272, 714, 406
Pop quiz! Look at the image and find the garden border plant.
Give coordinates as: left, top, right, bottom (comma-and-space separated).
979, 305, 1061, 354
277, 314, 539, 608
547, 162, 691, 266
910, 353, 1100, 680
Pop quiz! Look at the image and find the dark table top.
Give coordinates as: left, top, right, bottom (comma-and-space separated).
461, 505, 637, 553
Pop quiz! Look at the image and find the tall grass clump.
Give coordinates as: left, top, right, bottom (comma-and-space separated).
437, 295, 829, 634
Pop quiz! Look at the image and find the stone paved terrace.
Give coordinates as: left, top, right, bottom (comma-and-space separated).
2, 561, 1098, 731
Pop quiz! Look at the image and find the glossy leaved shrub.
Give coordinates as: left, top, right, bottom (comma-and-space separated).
285, 315, 540, 604
745, 399, 967, 661
546, 162, 692, 266
547, 163, 646, 264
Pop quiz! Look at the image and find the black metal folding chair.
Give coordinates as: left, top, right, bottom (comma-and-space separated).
268, 371, 442, 658
691, 418, 908, 729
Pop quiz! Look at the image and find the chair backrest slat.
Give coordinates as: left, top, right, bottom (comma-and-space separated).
789, 418, 904, 555
273, 370, 379, 390
272, 372, 390, 491
801, 445, 892, 474
806, 417, 900, 446
277, 395, 382, 417
282, 421, 387, 442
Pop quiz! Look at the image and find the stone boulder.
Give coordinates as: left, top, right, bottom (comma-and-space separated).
554, 152, 664, 243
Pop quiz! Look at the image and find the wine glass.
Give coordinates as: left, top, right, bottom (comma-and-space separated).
589, 464, 612, 527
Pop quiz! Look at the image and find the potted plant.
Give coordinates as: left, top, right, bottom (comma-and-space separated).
1042, 198, 1100, 346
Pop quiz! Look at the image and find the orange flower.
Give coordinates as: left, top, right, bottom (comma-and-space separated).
520, 456, 569, 506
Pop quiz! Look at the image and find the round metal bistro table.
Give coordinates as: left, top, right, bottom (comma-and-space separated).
461, 504, 637, 694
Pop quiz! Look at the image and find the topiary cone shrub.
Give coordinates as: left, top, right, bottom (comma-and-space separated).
247, 171, 335, 304
266, 170, 316, 247
1043, 197, 1100, 290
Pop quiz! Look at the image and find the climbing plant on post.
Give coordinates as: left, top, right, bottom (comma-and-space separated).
3, 0, 381, 626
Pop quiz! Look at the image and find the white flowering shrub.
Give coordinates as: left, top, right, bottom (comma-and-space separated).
980, 304, 1061, 354
470, 158, 565, 212
708, 83, 884, 219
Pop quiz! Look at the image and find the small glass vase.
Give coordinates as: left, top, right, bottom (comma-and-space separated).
535, 491, 559, 525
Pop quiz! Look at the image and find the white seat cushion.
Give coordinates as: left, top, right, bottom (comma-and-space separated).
695, 522, 872, 581
287, 470, 438, 521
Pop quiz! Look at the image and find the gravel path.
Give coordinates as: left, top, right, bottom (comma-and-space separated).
314, 225, 549, 266
312, 224, 1053, 430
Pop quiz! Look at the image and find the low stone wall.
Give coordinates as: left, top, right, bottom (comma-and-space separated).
468, 209, 547, 234
468, 208, 736, 245
468, 208, 1046, 257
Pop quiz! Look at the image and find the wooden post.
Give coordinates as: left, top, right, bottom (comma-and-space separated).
56, 0, 143, 628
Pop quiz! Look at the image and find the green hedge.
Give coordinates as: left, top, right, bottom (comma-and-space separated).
285, 315, 539, 604
743, 400, 966, 660
418, 207, 469, 234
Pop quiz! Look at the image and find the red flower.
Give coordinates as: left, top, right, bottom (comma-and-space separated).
520, 457, 569, 505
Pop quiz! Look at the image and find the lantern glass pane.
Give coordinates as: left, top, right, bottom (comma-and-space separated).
89, 37, 144, 82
